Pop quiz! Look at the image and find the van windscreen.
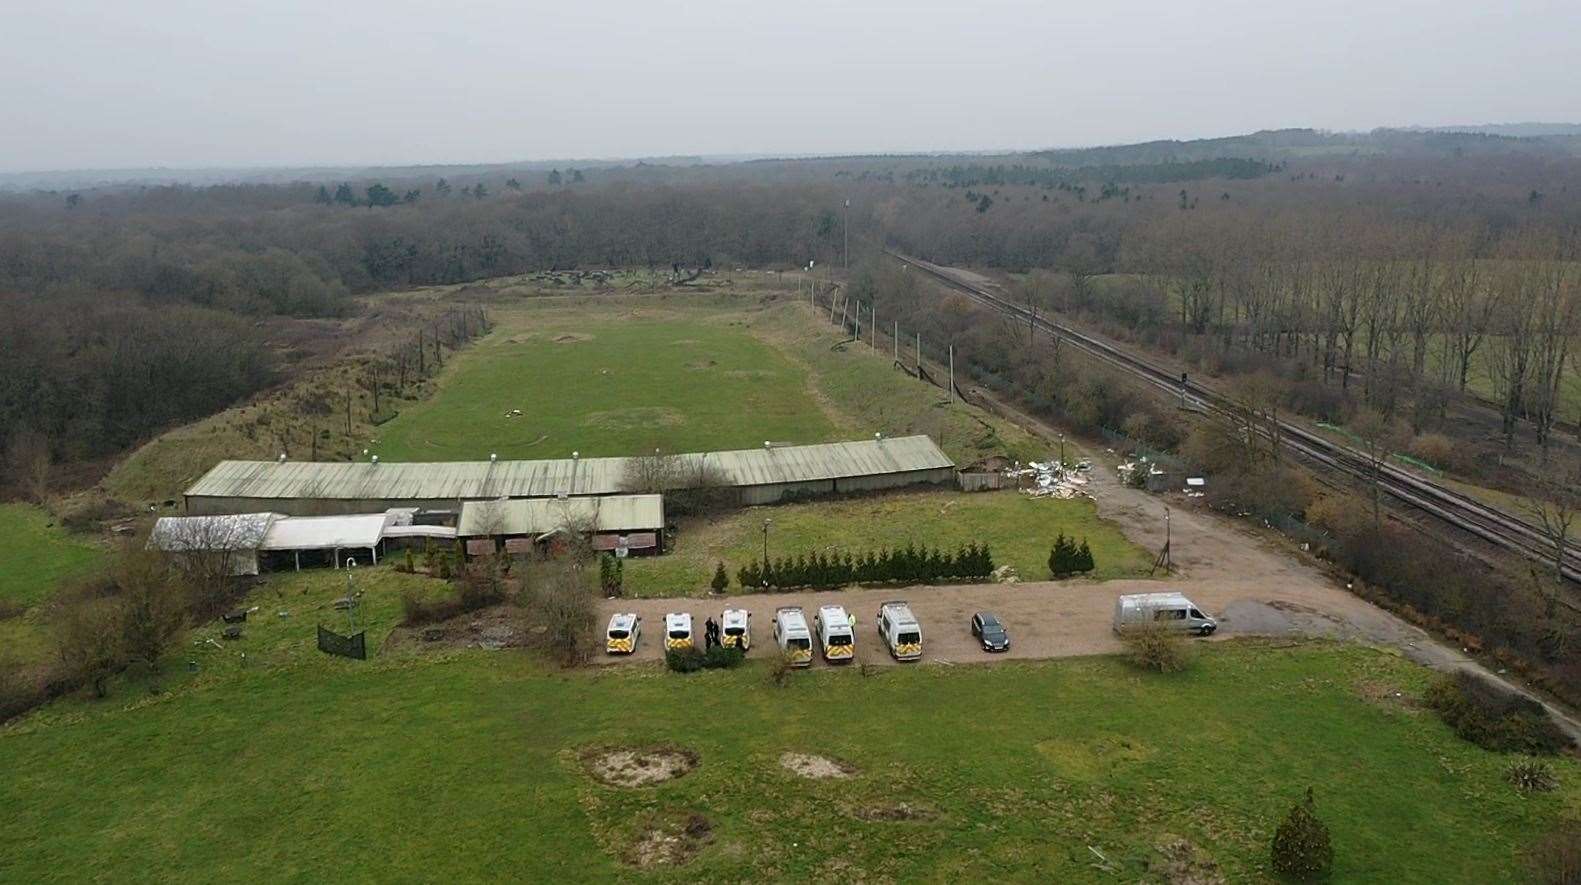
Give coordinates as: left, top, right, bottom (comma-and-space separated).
668, 630, 689, 640
608, 629, 629, 639
724, 627, 743, 636
788, 637, 810, 650
898, 631, 920, 645
828, 634, 852, 646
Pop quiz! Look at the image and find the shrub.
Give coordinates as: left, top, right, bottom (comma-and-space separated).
1527, 818, 1581, 885
1119, 622, 1193, 673
400, 589, 463, 626
1424, 671, 1570, 755
766, 652, 795, 687
665, 647, 705, 673
458, 561, 508, 611
58, 495, 132, 533
1506, 758, 1559, 793
1270, 787, 1334, 881
702, 645, 744, 670
51, 597, 123, 698
1407, 433, 1456, 471
710, 562, 729, 594
519, 561, 599, 666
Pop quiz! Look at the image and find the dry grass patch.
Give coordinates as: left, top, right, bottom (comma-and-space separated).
583, 745, 699, 788
779, 752, 857, 779
624, 812, 713, 869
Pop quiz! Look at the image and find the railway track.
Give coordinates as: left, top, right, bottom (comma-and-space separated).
887, 249, 1581, 585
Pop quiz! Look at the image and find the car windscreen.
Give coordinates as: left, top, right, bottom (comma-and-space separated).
788, 637, 810, 650
898, 631, 920, 645
668, 629, 689, 639
608, 629, 629, 639
828, 634, 852, 646
983, 626, 1005, 638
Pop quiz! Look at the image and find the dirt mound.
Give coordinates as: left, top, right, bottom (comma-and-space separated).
625, 813, 712, 868
584, 406, 685, 430
585, 746, 699, 788
851, 801, 935, 822
779, 752, 856, 779
553, 333, 593, 344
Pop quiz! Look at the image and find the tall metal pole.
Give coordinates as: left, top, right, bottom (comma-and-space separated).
915, 332, 920, 373
870, 305, 876, 350
854, 303, 861, 342
893, 320, 899, 363
948, 345, 955, 400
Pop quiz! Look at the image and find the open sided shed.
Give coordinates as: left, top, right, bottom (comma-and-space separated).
149, 512, 276, 576
258, 512, 393, 570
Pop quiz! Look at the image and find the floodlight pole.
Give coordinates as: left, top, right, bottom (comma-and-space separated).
762, 518, 772, 566
893, 320, 899, 364
948, 345, 955, 401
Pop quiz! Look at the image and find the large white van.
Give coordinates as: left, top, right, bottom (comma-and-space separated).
1113, 592, 1217, 636
876, 600, 922, 661
813, 605, 856, 664
772, 606, 814, 667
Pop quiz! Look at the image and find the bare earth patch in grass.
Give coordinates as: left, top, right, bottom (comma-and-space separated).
382, 606, 523, 652
625, 812, 713, 869
584, 746, 700, 788
1148, 835, 1225, 885
850, 801, 936, 822
780, 752, 856, 779
553, 333, 593, 344
1356, 680, 1421, 714
583, 406, 685, 431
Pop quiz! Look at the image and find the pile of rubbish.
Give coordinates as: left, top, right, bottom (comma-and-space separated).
1008, 460, 1093, 500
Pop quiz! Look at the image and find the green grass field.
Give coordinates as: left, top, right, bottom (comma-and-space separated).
373, 314, 842, 461
625, 489, 1150, 596
2, 565, 1574, 883
0, 504, 104, 609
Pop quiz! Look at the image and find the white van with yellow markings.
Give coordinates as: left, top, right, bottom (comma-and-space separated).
877, 600, 922, 661
814, 604, 856, 664
772, 606, 813, 667
721, 608, 752, 651
664, 612, 694, 651
605, 612, 641, 655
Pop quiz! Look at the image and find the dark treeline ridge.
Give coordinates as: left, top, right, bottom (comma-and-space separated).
905, 158, 1281, 189
0, 294, 274, 466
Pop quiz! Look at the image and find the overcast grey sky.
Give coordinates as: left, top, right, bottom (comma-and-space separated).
2, 0, 1577, 172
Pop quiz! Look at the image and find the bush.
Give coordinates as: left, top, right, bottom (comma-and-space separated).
1506, 758, 1559, 793
1528, 818, 1581, 885
519, 561, 599, 667
1048, 534, 1095, 578
1424, 671, 1570, 755
702, 645, 744, 670
400, 589, 463, 626
766, 652, 795, 687
1407, 433, 1456, 471
1119, 623, 1193, 673
665, 647, 706, 673
459, 560, 508, 611
1270, 787, 1334, 881
58, 495, 132, 534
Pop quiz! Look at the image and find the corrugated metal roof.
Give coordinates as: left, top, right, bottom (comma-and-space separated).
458, 494, 663, 537
260, 513, 393, 550
150, 513, 277, 551
185, 436, 954, 502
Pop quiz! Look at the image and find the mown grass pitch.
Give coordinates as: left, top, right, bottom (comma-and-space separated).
624, 489, 1150, 596
1, 564, 1573, 883
372, 313, 842, 461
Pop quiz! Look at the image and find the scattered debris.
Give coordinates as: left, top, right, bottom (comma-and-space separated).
991, 564, 1020, 584
779, 752, 857, 780
1002, 461, 1092, 499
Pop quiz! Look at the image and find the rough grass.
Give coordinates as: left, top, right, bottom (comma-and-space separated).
624, 489, 1151, 596
1, 586, 1575, 883
372, 313, 843, 461
0, 504, 104, 609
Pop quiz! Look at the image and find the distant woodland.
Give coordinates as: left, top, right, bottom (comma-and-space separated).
1, 127, 1579, 483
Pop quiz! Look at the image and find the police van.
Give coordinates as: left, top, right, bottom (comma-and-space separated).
876, 600, 922, 661
664, 612, 695, 650
720, 608, 752, 651
605, 612, 641, 654
814, 604, 856, 663
772, 606, 813, 667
